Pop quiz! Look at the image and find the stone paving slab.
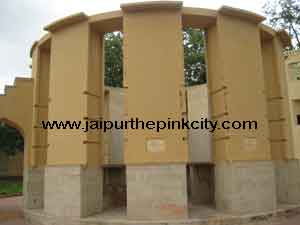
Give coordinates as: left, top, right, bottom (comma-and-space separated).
0, 196, 24, 225
1, 197, 300, 225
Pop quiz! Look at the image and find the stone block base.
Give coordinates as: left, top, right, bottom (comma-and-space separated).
215, 161, 277, 214
23, 168, 44, 209
275, 160, 300, 204
44, 166, 102, 218
126, 164, 188, 220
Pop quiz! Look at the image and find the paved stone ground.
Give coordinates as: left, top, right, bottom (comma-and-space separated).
281, 216, 300, 225
0, 196, 24, 225
0, 197, 300, 225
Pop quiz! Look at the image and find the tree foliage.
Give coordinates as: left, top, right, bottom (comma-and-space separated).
183, 28, 207, 86
104, 29, 207, 87
263, 0, 300, 49
104, 32, 123, 87
0, 122, 24, 156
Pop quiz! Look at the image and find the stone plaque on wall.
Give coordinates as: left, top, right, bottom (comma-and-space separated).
244, 137, 257, 152
146, 139, 166, 153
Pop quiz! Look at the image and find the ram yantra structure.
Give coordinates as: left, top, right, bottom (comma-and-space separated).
1, 1, 300, 225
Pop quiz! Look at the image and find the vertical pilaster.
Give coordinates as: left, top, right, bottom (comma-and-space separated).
265, 36, 300, 204
44, 16, 103, 218
262, 37, 289, 161
207, 7, 276, 214
32, 43, 50, 168
122, 2, 188, 220
261, 35, 297, 203
24, 41, 50, 209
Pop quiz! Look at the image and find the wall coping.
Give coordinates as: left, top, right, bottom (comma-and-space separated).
44, 12, 88, 32
121, 1, 183, 12
218, 6, 265, 24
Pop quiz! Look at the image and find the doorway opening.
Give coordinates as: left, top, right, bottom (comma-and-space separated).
102, 31, 126, 211
0, 120, 24, 195
183, 27, 215, 209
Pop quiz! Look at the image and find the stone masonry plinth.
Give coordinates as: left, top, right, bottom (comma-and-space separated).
44, 166, 103, 218
215, 161, 277, 214
126, 164, 188, 220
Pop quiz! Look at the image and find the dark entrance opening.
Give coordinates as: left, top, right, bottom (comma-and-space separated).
0, 120, 24, 195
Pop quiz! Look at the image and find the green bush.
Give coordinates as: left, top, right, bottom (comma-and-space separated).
0, 180, 22, 195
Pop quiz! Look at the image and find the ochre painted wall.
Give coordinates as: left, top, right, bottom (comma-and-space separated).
123, 7, 188, 164
26, 4, 292, 167
207, 11, 271, 161
31, 43, 50, 168
45, 19, 104, 167
0, 78, 33, 168
102, 85, 212, 165
47, 21, 89, 166
285, 50, 300, 159
261, 37, 294, 161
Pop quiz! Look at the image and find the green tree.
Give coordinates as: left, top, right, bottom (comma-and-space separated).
104, 32, 123, 87
263, 0, 300, 49
104, 29, 207, 87
183, 28, 207, 86
0, 122, 24, 156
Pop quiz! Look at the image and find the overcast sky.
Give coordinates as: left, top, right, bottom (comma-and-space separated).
0, 0, 267, 93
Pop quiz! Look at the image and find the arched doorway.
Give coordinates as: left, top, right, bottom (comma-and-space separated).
0, 119, 24, 195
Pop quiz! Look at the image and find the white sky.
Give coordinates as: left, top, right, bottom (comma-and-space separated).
0, 0, 267, 94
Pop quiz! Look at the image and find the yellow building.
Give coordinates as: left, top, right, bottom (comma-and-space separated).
1, 1, 300, 225
276, 49, 300, 203
285, 49, 300, 154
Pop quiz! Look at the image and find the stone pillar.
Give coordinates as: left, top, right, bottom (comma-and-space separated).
23, 168, 44, 209
262, 35, 300, 204
24, 41, 50, 209
276, 160, 300, 203
43, 14, 104, 218
122, 2, 188, 220
282, 46, 300, 203
206, 7, 276, 214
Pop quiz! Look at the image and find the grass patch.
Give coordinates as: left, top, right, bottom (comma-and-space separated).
0, 180, 22, 195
